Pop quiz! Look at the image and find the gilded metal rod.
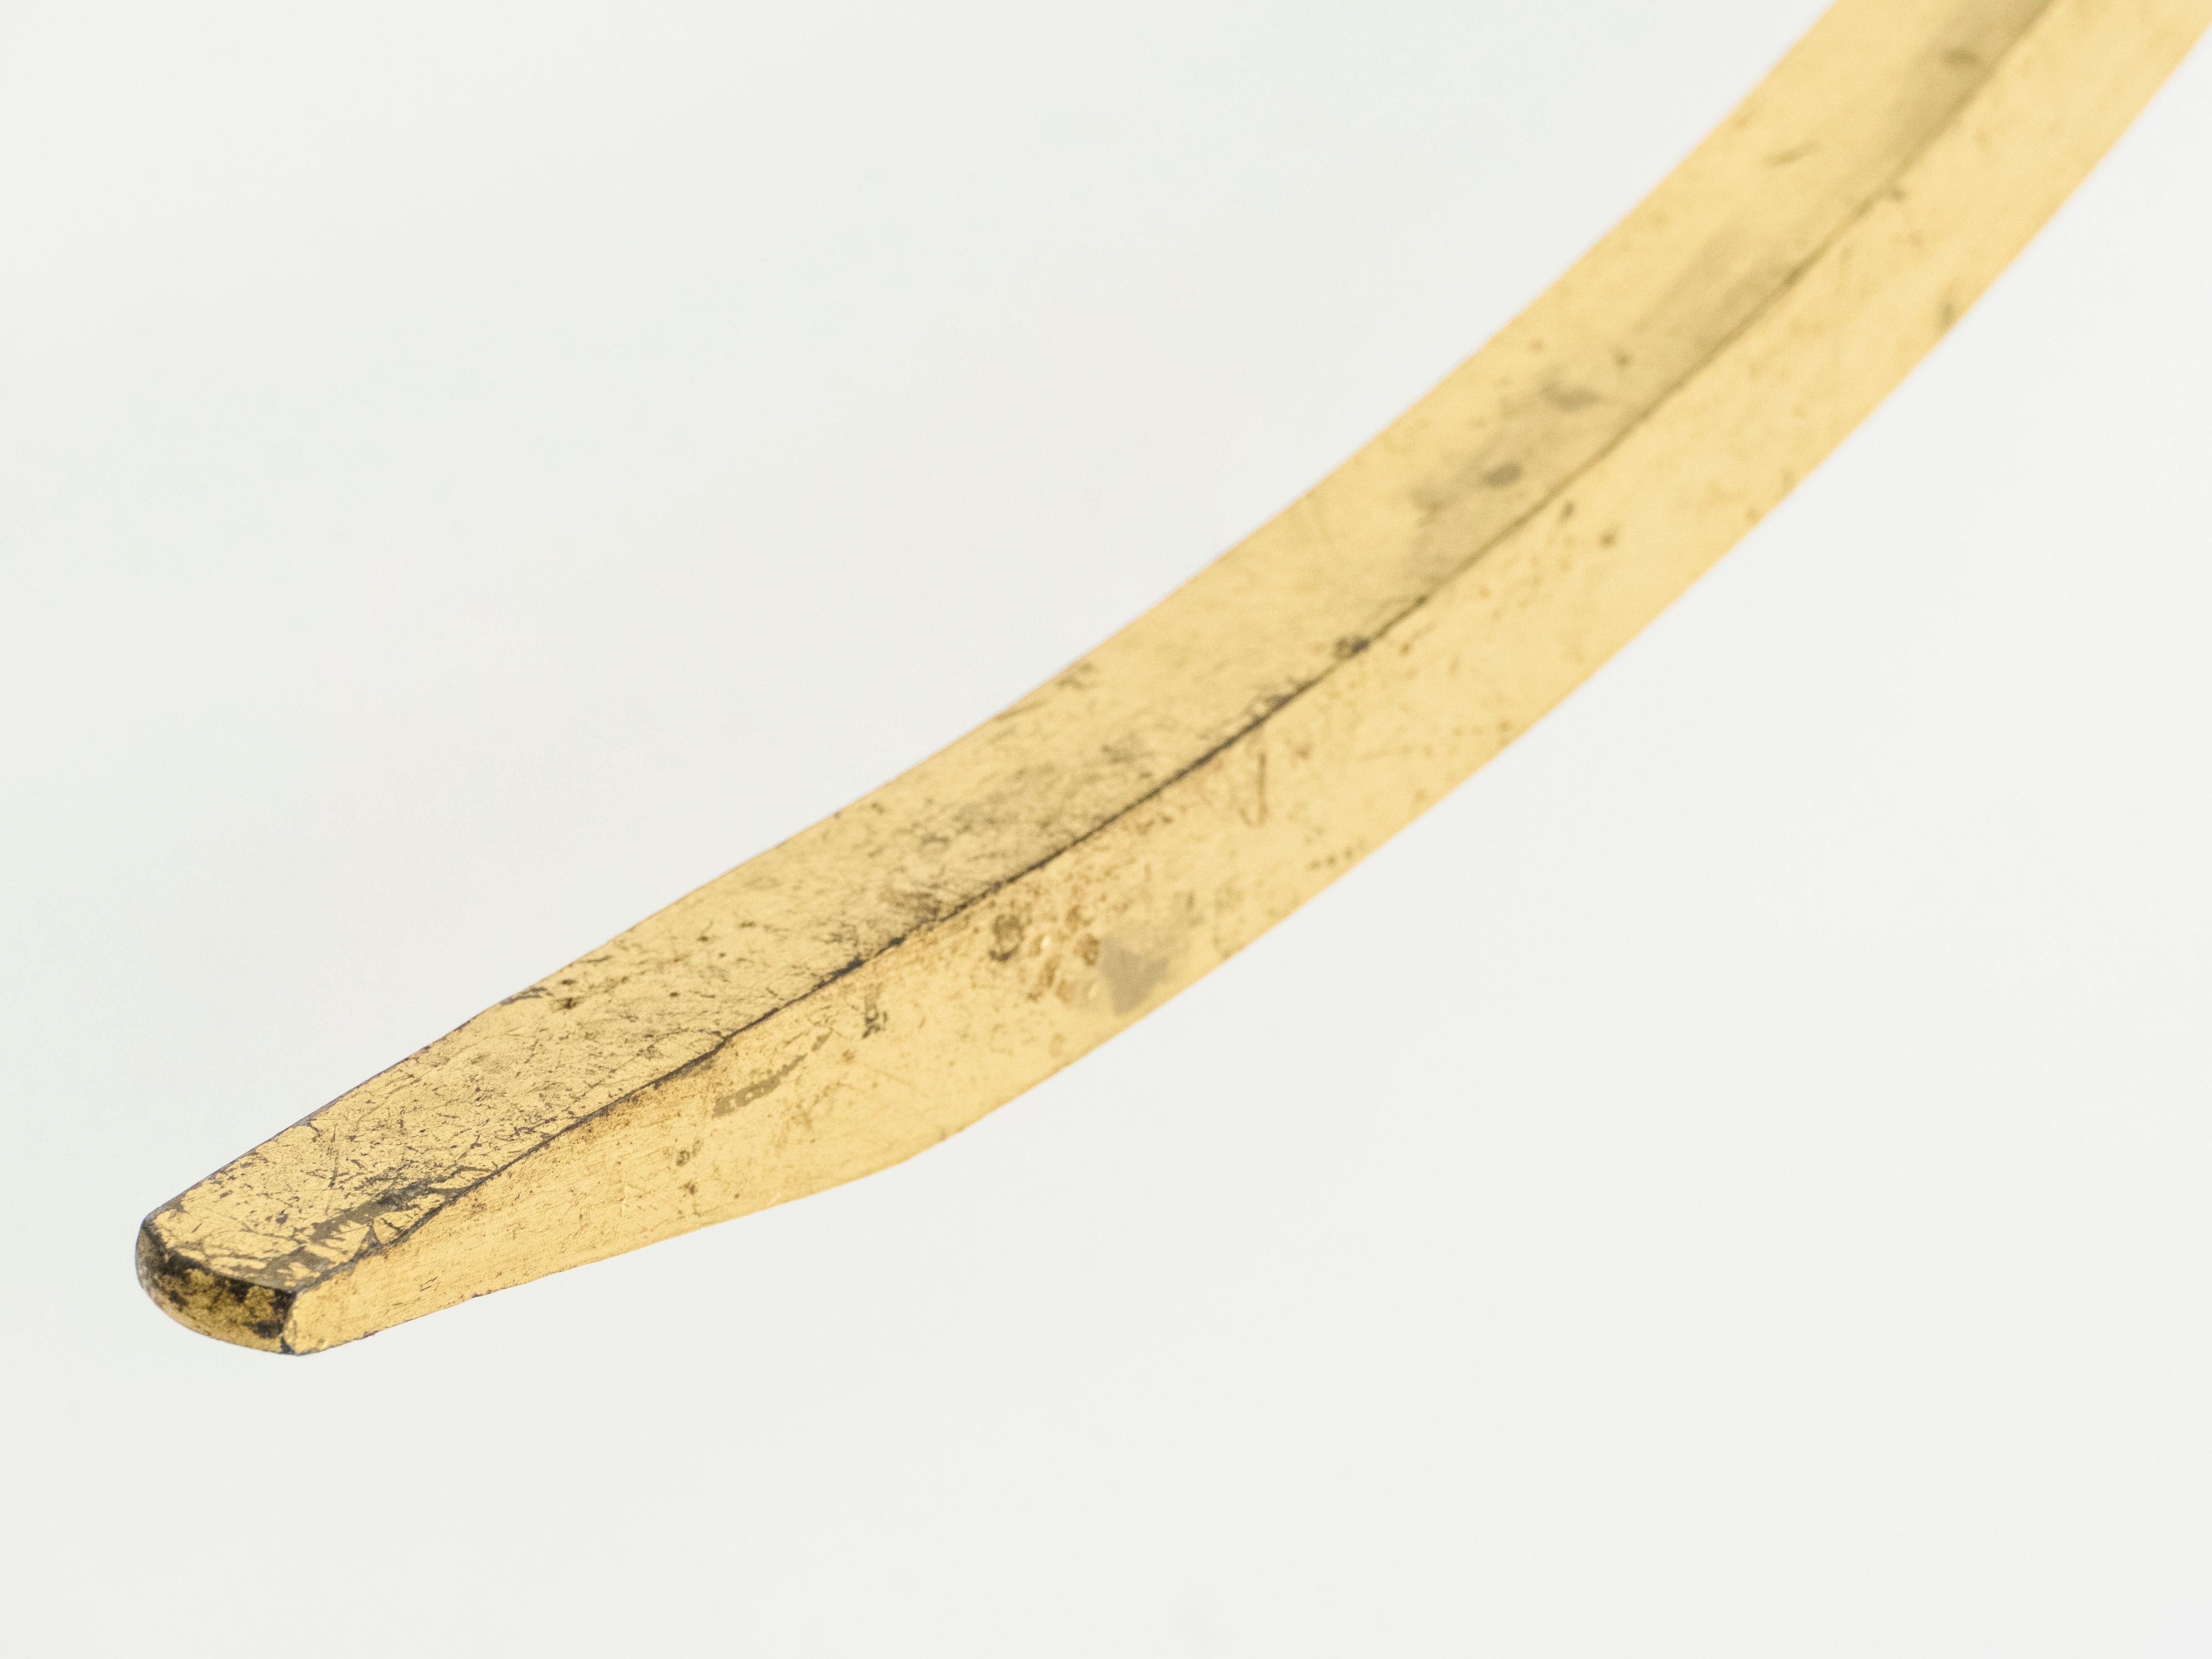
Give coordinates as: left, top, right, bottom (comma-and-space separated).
140, 0, 2211, 1352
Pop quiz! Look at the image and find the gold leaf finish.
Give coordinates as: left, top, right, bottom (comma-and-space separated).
140, 0, 2212, 1351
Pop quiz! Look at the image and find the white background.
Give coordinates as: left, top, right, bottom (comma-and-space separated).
3, 2, 2208, 1652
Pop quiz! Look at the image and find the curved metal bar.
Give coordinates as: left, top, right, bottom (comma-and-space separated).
140, 0, 2211, 1351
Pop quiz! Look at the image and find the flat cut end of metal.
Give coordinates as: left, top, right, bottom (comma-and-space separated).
136, 1220, 297, 1354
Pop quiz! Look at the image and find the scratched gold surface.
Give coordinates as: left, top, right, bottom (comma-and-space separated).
140, 0, 2211, 1351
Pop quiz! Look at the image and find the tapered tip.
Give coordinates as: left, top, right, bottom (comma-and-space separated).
136, 1218, 299, 1354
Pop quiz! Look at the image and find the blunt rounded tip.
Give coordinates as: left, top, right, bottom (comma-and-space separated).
136, 1217, 299, 1354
